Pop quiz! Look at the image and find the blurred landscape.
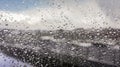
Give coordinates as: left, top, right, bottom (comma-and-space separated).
0, 28, 120, 67
0, 0, 120, 67
0, 28, 120, 45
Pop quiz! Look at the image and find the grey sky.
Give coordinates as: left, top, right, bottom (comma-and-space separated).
0, 0, 120, 30
97, 0, 120, 28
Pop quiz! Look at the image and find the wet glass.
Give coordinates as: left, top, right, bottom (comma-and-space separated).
0, 0, 120, 67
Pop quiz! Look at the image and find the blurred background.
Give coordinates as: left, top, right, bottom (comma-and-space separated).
0, 0, 119, 30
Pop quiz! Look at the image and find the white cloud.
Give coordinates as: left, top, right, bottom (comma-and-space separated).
0, 11, 28, 23
22, 0, 111, 30
0, 0, 114, 30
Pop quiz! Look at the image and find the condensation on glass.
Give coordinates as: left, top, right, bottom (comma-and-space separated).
0, 0, 120, 67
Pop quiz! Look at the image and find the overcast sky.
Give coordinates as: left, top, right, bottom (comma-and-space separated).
0, 0, 120, 30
